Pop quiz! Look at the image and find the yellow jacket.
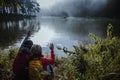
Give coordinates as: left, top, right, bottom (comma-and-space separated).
29, 59, 44, 80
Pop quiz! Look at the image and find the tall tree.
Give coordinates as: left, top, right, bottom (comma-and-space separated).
0, 0, 40, 16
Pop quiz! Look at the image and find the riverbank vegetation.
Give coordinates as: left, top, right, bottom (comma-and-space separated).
54, 24, 120, 80
0, 24, 120, 80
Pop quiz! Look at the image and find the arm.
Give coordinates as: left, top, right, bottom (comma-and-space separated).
42, 50, 55, 65
42, 43, 55, 65
19, 31, 31, 50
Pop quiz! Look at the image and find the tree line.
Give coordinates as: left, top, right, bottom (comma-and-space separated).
0, 0, 40, 16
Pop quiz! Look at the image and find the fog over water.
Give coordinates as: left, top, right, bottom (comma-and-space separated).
38, 0, 108, 17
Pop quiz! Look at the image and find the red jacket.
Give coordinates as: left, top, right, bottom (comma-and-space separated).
41, 51, 55, 71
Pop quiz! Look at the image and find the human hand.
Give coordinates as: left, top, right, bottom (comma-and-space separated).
49, 43, 54, 51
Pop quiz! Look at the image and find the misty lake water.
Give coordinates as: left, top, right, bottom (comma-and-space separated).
0, 17, 120, 57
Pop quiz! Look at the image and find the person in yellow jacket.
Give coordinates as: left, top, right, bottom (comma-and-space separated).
29, 43, 55, 80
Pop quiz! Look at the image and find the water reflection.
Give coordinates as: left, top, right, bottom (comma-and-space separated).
0, 19, 40, 49
0, 17, 120, 57
31, 27, 56, 46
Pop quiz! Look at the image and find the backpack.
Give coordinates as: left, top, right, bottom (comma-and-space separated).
47, 65, 54, 80
29, 59, 49, 80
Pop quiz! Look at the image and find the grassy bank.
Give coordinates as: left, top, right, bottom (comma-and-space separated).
0, 24, 120, 80
54, 24, 120, 80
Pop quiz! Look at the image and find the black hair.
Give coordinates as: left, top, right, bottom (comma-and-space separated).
23, 40, 33, 49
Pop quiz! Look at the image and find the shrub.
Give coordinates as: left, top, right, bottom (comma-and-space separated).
0, 24, 120, 80
56, 24, 120, 80
0, 48, 18, 80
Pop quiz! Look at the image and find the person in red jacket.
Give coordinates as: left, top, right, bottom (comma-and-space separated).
29, 43, 55, 80
12, 31, 33, 80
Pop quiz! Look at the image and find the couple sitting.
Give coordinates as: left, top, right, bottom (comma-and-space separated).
12, 31, 55, 80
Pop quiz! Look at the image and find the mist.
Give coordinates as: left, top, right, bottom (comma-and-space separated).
39, 0, 108, 17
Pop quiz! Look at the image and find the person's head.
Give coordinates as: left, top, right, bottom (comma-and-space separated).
30, 44, 43, 59
23, 40, 33, 49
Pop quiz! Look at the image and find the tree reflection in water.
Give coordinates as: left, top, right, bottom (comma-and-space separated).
0, 19, 40, 49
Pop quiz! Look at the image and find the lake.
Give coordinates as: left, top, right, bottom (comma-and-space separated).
0, 16, 120, 57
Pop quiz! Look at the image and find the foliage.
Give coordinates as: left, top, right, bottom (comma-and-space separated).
33, 66, 50, 80
0, 48, 18, 80
0, 24, 120, 80
53, 57, 77, 80
54, 24, 120, 80
0, 0, 40, 15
